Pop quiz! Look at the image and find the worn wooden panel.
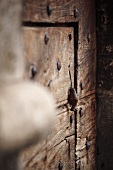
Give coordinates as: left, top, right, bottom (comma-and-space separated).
77, 94, 96, 141
21, 109, 75, 166
22, 136, 75, 170
76, 144, 95, 170
78, 0, 96, 98
21, 111, 76, 169
23, 0, 78, 23
76, 94, 96, 166
76, 0, 96, 169
22, 26, 75, 170
23, 27, 74, 103
78, 49, 96, 99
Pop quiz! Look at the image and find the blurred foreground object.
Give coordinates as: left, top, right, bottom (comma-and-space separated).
0, 0, 55, 169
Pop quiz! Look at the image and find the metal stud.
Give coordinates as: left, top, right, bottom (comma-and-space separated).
74, 9, 78, 18
45, 32, 49, 45
48, 80, 52, 87
80, 81, 85, 90
70, 114, 73, 124
79, 107, 83, 117
58, 160, 63, 170
67, 141, 71, 159
69, 33, 72, 41
30, 64, 37, 79
47, 4, 52, 16
85, 136, 90, 150
57, 60, 62, 71
74, 9, 76, 18
68, 88, 78, 111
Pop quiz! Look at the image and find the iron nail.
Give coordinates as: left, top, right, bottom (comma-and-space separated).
45, 32, 49, 45
70, 114, 73, 124
85, 136, 90, 150
58, 160, 63, 170
57, 60, 62, 71
74, 9, 76, 18
80, 81, 85, 90
47, 4, 52, 16
74, 9, 78, 18
30, 64, 37, 79
48, 80, 52, 87
69, 33, 72, 41
79, 107, 83, 117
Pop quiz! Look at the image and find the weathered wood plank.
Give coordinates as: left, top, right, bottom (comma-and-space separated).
78, 0, 96, 98
23, 0, 78, 23
76, 94, 96, 161
76, 143, 96, 170
78, 50, 96, 99
23, 27, 74, 103
22, 136, 75, 170
21, 108, 75, 166
76, 1, 96, 168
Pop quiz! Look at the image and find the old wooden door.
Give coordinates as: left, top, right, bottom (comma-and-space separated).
21, 0, 96, 170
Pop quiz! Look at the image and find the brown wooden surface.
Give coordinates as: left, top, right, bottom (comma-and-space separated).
23, 27, 74, 103
21, 0, 96, 169
76, 94, 96, 169
76, 0, 96, 169
23, 0, 78, 23
22, 26, 75, 169
22, 135, 75, 170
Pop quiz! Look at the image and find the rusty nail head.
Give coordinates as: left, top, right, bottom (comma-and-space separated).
79, 107, 83, 117
48, 80, 52, 87
74, 9, 76, 18
80, 81, 85, 90
85, 136, 90, 150
70, 114, 73, 124
47, 4, 52, 16
69, 33, 72, 41
57, 60, 62, 71
74, 9, 78, 18
30, 65, 37, 79
58, 161, 63, 170
45, 32, 49, 45
68, 88, 78, 111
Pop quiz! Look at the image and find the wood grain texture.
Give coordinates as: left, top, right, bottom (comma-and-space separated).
22, 26, 75, 169
21, 110, 76, 170
23, 27, 74, 103
22, 135, 75, 170
78, 0, 96, 99
76, 0, 96, 169
76, 94, 96, 170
